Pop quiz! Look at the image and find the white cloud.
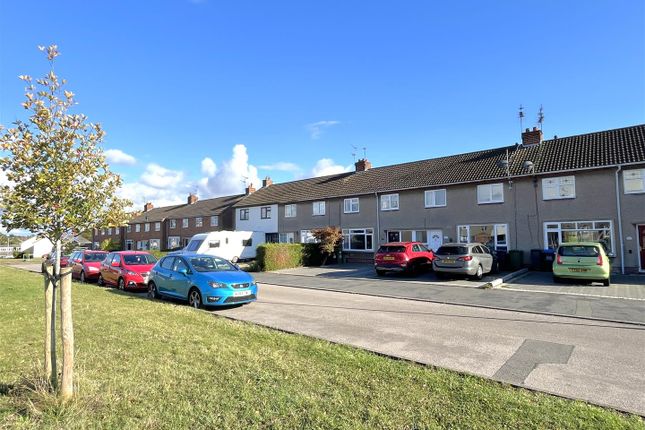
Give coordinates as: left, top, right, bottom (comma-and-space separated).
201, 157, 217, 177
200, 144, 261, 196
118, 181, 188, 211
306, 120, 340, 139
140, 163, 184, 189
258, 162, 302, 173
105, 149, 136, 165
311, 158, 352, 177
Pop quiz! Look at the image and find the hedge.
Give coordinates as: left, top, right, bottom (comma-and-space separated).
256, 243, 303, 271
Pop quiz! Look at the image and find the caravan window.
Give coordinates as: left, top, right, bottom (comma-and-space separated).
242, 239, 253, 247
185, 239, 204, 252
209, 240, 220, 248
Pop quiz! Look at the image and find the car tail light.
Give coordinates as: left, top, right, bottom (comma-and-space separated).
596, 254, 603, 266
556, 254, 563, 265
458, 255, 473, 262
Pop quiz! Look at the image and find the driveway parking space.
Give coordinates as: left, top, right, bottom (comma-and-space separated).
504, 271, 645, 300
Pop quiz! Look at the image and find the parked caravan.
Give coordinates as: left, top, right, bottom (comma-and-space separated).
181, 231, 265, 262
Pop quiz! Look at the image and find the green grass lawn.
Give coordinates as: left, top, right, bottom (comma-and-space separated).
0, 266, 643, 429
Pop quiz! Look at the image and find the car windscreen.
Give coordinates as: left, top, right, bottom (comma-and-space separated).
436, 246, 468, 255
123, 254, 157, 265
558, 246, 599, 257
189, 256, 236, 272
377, 246, 406, 253
85, 253, 107, 262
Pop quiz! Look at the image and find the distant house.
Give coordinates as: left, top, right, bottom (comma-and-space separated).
20, 236, 53, 258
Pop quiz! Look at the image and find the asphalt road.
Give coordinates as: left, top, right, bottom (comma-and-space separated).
215, 283, 645, 416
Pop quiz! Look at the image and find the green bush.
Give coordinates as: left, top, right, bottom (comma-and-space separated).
301, 243, 323, 266
148, 249, 167, 260
256, 243, 303, 271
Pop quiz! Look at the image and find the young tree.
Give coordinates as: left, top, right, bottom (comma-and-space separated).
0, 45, 130, 399
311, 226, 343, 265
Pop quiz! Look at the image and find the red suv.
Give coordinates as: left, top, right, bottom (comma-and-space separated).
69, 250, 108, 282
98, 251, 158, 290
374, 242, 435, 276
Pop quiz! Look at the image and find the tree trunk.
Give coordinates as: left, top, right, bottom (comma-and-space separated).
59, 267, 74, 399
43, 263, 55, 386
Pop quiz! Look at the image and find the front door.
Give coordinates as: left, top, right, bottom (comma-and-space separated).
639, 225, 645, 272
428, 229, 443, 251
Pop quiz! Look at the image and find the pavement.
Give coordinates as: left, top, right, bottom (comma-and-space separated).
215, 283, 645, 416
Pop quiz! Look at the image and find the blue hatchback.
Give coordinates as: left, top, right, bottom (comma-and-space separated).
148, 253, 258, 308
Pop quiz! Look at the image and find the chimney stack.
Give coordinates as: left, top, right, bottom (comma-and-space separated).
262, 176, 273, 188
245, 183, 256, 195
521, 127, 543, 146
143, 202, 154, 212
187, 193, 198, 205
354, 158, 372, 172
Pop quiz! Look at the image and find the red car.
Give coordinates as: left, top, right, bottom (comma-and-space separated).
374, 242, 435, 276
47, 251, 70, 268
69, 250, 108, 282
98, 251, 158, 290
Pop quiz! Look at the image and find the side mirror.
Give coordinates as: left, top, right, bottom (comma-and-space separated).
607, 252, 616, 258
178, 267, 189, 276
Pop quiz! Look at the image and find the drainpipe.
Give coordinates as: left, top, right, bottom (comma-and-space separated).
615, 165, 625, 274
374, 192, 380, 245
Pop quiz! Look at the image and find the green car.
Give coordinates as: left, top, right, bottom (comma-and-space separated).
552, 242, 611, 286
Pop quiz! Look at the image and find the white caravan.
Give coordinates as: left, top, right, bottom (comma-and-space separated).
182, 231, 265, 262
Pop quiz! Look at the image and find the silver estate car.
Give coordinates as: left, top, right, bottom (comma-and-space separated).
433, 243, 498, 280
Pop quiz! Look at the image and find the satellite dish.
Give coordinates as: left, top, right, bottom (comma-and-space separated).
523, 160, 534, 171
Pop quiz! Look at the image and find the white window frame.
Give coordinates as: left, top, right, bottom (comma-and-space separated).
279, 232, 295, 244
127, 225, 132, 233
182, 218, 189, 228
343, 198, 359, 214
457, 224, 509, 250
239, 209, 249, 220
210, 215, 219, 227
284, 204, 296, 218
342, 228, 374, 252
477, 183, 504, 204
312, 201, 326, 216
107, 227, 112, 235
542, 176, 576, 200
149, 239, 160, 250
624, 168, 645, 194
169, 219, 176, 229
135, 224, 141, 233
380, 193, 399, 211
144, 223, 150, 232
424, 189, 447, 208
543, 220, 614, 253
155, 222, 161, 231
300, 230, 317, 244
167, 236, 180, 249
115, 228, 120, 236
195, 217, 203, 227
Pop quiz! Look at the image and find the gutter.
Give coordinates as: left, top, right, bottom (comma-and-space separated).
615, 166, 625, 274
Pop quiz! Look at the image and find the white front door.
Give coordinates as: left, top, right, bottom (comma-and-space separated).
428, 230, 443, 251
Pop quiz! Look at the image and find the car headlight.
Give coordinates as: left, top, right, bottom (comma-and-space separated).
208, 281, 227, 289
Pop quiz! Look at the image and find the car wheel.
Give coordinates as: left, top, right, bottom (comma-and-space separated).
376, 269, 385, 277
188, 288, 202, 309
491, 261, 500, 274
473, 265, 483, 280
118, 277, 125, 291
148, 282, 158, 300
80, 271, 86, 283
97, 274, 104, 286
603, 278, 610, 287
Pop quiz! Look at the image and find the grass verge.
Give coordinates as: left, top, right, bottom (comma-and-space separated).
0, 265, 643, 429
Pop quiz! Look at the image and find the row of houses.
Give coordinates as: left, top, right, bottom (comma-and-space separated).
93, 124, 645, 273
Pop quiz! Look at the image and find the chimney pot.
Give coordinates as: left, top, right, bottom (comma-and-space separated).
245, 183, 256, 195
262, 176, 273, 187
354, 158, 372, 172
187, 193, 198, 205
521, 127, 543, 146
143, 202, 154, 212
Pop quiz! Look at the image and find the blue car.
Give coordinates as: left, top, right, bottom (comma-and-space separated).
147, 254, 258, 308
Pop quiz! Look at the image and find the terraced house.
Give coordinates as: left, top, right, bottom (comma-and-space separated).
234, 124, 645, 273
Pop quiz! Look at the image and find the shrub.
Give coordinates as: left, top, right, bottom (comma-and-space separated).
256, 243, 303, 271
311, 227, 342, 265
301, 243, 323, 267
148, 249, 167, 260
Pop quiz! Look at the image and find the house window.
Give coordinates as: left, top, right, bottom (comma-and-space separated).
300, 230, 317, 244
457, 224, 508, 250
542, 176, 575, 200
107, 227, 112, 235
312, 201, 326, 216
342, 228, 374, 252
126, 225, 132, 233
210, 216, 219, 227
182, 218, 188, 228
477, 183, 504, 204
167, 236, 180, 249
135, 224, 141, 233
136, 240, 149, 250
155, 222, 161, 231
624, 168, 645, 194
144, 223, 150, 232
101, 229, 105, 235
240, 209, 249, 220
425, 189, 447, 208
115, 228, 120, 236
544, 220, 614, 253
380, 194, 399, 211
195, 217, 203, 227
279, 232, 295, 243
169, 219, 176, 229
149, 239, 160, 250
261, 206, 271, 219
344, 198, 359, 213
285, 204, 296, 218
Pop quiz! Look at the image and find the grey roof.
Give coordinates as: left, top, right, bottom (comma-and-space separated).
128, 194, 243, 224
129, 204, 184, 223
235, 124, 645, 207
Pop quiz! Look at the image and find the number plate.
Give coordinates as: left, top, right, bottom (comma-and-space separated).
569, 267, 589, 272
383, 256, 395, 261
443, 258, 454, 264
233, 290, 251, 297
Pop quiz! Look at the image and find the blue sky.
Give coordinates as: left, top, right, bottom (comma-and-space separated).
1, 0, 644, 208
